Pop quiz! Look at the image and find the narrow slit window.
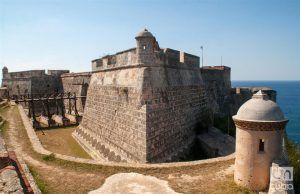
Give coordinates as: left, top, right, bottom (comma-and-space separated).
143, 45, 146, 50
259, 139, 265, 152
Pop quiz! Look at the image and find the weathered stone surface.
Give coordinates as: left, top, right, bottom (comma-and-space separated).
0, 166, 24, 194
61, 72, 92, 113
197, 127, 235, 157
1, 68, 69, 96
201, 66, 231, 117
88, 173, 180, 194
75, 30, 211, 163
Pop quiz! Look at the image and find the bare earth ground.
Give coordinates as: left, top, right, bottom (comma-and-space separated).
36, 127, 91, 159
0, 105, 253, 194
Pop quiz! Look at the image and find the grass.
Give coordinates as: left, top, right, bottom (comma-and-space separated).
42, 153, 56, 161
28, 165, 50, 194
36, 127, 91, 159
223, 180, 256, 194
0, 105, 240, 194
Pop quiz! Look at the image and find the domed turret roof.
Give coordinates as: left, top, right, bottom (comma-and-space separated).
136, 29, 154, 38
234, 90, 285, 121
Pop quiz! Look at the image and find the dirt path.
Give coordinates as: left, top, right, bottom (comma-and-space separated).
0, 105, 244, 194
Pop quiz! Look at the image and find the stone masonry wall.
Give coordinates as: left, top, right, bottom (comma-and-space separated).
229, 87, 276, 115
142, 67, 209, 162
75, 64, 210, 163
201, 66, 231, 116
2, 69, 69, 97
61, 72, 92, 113
76, 68, 147, 162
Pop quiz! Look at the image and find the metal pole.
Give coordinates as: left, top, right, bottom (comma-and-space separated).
201, 46, 204, 68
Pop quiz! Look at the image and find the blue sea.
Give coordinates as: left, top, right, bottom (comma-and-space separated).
232, 81, 300, 146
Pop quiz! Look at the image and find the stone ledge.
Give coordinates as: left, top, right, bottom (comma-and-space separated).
18, 104, 235, 169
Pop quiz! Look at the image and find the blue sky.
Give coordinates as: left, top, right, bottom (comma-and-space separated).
0, 0, 299, 80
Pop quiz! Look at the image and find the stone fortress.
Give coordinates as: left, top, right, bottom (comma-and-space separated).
1, 29, 278, 163
1, 29, 292, 193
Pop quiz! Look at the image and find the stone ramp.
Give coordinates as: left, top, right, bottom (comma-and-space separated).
197, 127, 235, 157
89, 173, 180, 194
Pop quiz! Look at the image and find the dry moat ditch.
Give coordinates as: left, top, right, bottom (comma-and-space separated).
0, 103, 250, 194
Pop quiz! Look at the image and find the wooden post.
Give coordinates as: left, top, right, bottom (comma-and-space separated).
46, 97, 51, 127
61, 94, 65, 119
74, 93, 80, 125
68, 92, 71, 114
55, 95, 59, 115
74, 93, 78, 116
28, 95, 32, 118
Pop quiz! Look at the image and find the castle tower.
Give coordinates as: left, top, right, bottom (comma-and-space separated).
2, 66, 8, 77
233, 90, 288, 191
135, 29, 156, 65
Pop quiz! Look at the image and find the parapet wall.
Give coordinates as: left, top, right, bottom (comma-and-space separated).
2, 69, 70, 96
230, 87, 276, 115
92, 48, 199, 72
2, 70, 45, 79
201, 66, 231, 116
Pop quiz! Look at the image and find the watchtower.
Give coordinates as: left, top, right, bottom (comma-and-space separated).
135, 29, 156, 65
2, 66, 8, 78
233, 90, 288, 191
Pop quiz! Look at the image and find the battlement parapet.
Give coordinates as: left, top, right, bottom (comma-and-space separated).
92, 48, 137, 71
60, 72, 92, 78
201, 66, 231, 71
47, 70, 70, 76
180, 52, 200, 68
3, 69, 70, 80
3, 70, 45, 79
92, 48, 200, 72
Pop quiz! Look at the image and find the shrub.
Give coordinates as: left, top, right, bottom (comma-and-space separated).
42, 153, 56, 161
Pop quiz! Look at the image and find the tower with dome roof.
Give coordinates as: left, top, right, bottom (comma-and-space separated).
233, 90, 289, 191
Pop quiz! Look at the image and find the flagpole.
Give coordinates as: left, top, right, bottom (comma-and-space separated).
201, 46, 204, 68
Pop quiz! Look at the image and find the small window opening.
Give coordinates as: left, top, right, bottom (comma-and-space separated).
143, 45, 146, 50
259, 139, 265, 152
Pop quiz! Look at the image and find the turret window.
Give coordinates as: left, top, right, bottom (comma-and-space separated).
259, 139, 265, 152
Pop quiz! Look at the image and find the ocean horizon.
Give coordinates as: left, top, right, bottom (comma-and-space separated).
232, 80, 300, 146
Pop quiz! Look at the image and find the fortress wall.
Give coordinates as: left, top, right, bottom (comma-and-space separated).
115, 48, 137, 66
76, 68, 147, 162
47, 70, 69, 76
163, 48, 180, 66
180, 52, 200, 68
76, 63, 210, 163
31, 76, 61, 94
230, 87, 276, 115
201, 66, 231, 116
61, 72, 92, 113
4, 70, 45, 79
2, 78, 31, 96
92, 49, 137, 71
92, 48, 200, 72
142, 66, 210, 162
